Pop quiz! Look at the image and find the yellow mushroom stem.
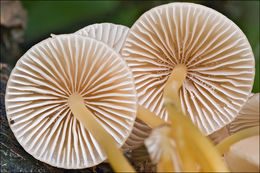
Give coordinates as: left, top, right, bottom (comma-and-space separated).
157, 126, 176, 172
164, 64, 187, 108
136, 64, 188, 128
158, 64, 228, 172
155, 125, 181, 172
165, 101, 229, 172
172, 124, 200, 172
216, 126, 259, 155
137, 105, 168, 128
68, 94, 135, 172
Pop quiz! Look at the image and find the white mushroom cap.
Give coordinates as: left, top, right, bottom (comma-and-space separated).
5, 34, 137, 168
224, 135, 259, 172
74, 23, 150, 151
74, 23, 129, 52
228, 93, 259, 134
121, 2, 255, 135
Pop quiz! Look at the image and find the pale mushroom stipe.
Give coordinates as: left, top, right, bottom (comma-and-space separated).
5, 34, 136, 171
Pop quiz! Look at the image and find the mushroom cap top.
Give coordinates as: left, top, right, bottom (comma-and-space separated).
121, 2, 255, 135
75, 23, 129, 52
5, 35, 137, 168
75, 23, 149, 151
228, 93, 259, 134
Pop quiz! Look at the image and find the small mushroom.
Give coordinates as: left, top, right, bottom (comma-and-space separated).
224, 135, 259, 172
5, 34, 136, 170
209, 93, 259, 144
74, 23, 162, 151
121, 2, 255, 136
228, 93, 259, 134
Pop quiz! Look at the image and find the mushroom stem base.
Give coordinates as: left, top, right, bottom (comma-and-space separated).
68, 94, 135, 172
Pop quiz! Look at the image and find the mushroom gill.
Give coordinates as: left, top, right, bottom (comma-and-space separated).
5, 34, 137, 169
209, 93, 259, 144
228, 93, 259, 134
74, 23, 152, 151
75, 23, 129, 52
121, 2, 255, 135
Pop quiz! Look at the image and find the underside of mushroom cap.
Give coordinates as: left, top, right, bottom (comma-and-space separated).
122, 118, 152, 151
227, 93, 259, 134
209, 93, 259, 144
75, 23, 129, 52
5, 34, 137, 168
208, 126, 230, 144
75, 23, 150, 151
121, 2, 255, 135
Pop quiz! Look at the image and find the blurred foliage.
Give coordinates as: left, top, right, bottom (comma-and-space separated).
16, 0, 258, 93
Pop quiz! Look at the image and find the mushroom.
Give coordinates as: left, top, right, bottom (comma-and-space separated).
209, 93, 259, 144
121, 2, 255, 137
215, 94, 259, 159
228, 93, 259, 134
215, 93, 259, 170
145, 100, 230, 172
215, 126, 259, 171
74, 23, 164, 151
74, 23, 129, 52
224, 135, 259, 172
5, 34, 136, 171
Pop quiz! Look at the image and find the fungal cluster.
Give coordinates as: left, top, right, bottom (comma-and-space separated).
5, 2, 259, 172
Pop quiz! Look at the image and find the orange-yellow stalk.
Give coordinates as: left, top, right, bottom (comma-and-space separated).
216, 126, 259, 155
161, 64, 229, 172
164, 64, 187, 108
68, 94, 135, 172
172, 124, 200, 172
137, 105, 167, 128
166, 102, 229, 172
135, 65, 188, 129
